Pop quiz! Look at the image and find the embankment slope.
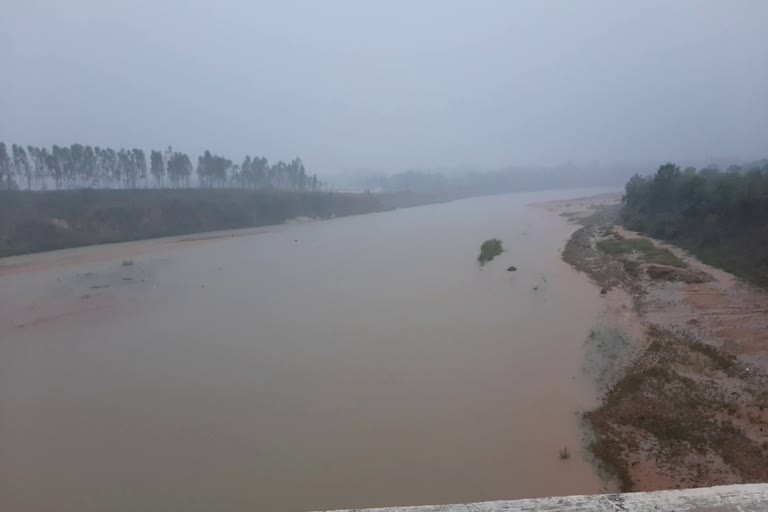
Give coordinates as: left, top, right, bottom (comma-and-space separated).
0, 189, 436, 258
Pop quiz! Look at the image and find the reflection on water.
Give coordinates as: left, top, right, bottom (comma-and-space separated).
0, 190, 609, 512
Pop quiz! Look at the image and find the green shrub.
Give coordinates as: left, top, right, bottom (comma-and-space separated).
623, 260, 640, 276
478, 238, 503, 265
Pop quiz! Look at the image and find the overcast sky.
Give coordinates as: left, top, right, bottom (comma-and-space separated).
1, 0, 766, 174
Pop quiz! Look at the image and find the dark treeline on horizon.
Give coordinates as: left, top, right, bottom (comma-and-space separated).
0, 142, 321, 192
349, 161, 651, 197
347, 157, 768, 199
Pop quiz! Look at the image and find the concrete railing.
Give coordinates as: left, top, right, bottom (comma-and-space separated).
316, 484, 768, 511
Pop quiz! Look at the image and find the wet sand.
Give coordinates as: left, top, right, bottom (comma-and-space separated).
0, 189, 612, 512
549, 196, 768, 491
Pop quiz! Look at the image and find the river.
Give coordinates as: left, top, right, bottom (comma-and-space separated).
0, 190, 611, 511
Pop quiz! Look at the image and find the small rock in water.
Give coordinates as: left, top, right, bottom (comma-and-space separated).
600, 288, 608, 295
507, 266, 517, 272
121, 259, 134, 267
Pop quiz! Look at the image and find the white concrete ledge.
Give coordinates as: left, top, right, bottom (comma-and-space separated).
316, 484, 768, 511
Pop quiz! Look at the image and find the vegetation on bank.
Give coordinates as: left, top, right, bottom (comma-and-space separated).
0, 141, 320, 191
478, 238, 503, 265
565, 208, 768, 492
621, 160, 768, 286
0, 189, 399, 258
596, 236, 686, 268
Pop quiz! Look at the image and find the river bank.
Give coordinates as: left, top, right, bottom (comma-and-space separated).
544, 196, 768, 492
0, 188, 445, 259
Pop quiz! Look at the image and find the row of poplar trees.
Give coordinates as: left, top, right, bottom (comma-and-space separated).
0, 142, 320, 191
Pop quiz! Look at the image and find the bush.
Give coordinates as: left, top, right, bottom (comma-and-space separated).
623, 260, 640, 276
478, 238, 503, 265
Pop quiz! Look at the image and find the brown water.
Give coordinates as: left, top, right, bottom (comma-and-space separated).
0, 190, 609, 512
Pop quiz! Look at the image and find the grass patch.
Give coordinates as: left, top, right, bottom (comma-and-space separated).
644, 248, 686, 267
478, 238, 503, 266
597, 237, 686, 268
597, 237, 655, 254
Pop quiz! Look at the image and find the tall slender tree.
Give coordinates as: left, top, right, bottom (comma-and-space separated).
197, 151, 211, 187
150, 150, 165, 186
132, 148, 148, 188
0, 142, 319, 191
83, 145, 97, 186
251, 156, 268, 188
12, 145, 32, 190
118, 149, 134, 188
70, 143, 85, 187
0, 142, 12, 189
27, 146, 44, 187
45, 149, 63, 189
168, 151, 192, 187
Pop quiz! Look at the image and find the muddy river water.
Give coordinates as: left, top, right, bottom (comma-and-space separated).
0, 190, 611, 511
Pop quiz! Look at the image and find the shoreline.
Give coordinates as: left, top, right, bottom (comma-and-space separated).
0, 187, 618, 263
0, 188, 451, 261
544, 195, 768, 492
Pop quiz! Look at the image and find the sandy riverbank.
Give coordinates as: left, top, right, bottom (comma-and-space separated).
540, 194, 768, 492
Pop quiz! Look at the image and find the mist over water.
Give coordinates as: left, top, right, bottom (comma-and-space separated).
0, 190, 610, 511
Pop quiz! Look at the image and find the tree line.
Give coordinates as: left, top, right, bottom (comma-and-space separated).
354, 162, 639, 198
622, 160, 768, 238
0, 142, 321, 191
621, 159, 768, 285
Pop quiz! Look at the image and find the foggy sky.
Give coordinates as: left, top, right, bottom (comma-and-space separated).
1, 0, 767, 174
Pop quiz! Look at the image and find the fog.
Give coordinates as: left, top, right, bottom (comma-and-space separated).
1, 0, 767, 175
